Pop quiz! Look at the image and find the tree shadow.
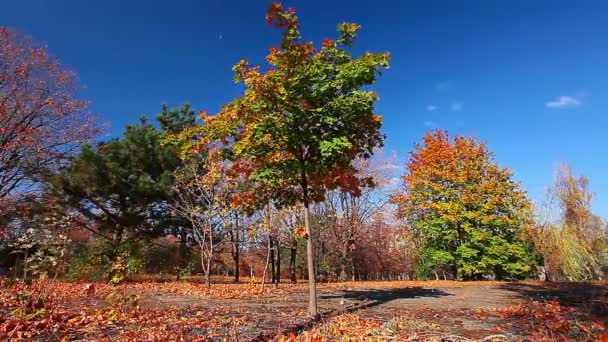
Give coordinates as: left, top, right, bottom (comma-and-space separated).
320, 287, 452, 309
499, 282, 608, 321
254, 287, 451, 341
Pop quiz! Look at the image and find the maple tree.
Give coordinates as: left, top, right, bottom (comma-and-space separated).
0, 28, 97, 205
2, 4, 608, 341
184, 2, 390, 317
394, 130, 535, 280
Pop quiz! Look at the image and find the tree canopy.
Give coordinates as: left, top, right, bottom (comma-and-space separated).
168, 3, 390, 316
0, 28, 98, 218
44, 109, 192, 282
394, 130, 535, 280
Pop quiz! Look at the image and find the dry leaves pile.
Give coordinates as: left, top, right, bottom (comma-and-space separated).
0, 279, 250, 340
280, 301, 607, 341
492, 300, 606, 341
1, 278, 606, 341
280, 314, 449, 342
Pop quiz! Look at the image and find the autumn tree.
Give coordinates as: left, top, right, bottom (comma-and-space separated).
531, 163, 608, 280
0, 28, 98, 233
170, 154, 233, 288
275, 205, 304, 284
9, 204, 73, 282
313, 150, 398, 281
354, 210, 411, 280
188, 3, 389, 316
258, 204, 306, 287
394, 130, 534, 280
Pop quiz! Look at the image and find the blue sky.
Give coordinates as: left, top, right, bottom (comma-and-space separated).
2, 0, 607, 217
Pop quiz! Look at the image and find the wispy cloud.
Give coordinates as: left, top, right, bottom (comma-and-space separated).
426, 105, 438, 112
546, 95, 581, 109
388, 176, 401, 189
424, 120, 437, 128
451, 102, 463, 111
435, 80, 452, 92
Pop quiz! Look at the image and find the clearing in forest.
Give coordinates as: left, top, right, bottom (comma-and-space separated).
1, 279, 606, 341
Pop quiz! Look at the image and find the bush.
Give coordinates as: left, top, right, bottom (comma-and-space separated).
66, 240, 143, 283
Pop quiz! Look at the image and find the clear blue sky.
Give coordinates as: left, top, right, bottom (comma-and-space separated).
3, 0, 607, 217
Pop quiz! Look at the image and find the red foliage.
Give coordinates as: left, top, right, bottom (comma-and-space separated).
0, 28, 99, 202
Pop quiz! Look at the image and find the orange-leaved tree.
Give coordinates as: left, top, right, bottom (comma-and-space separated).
174, 3, 389, 316
393, 130, 535, 280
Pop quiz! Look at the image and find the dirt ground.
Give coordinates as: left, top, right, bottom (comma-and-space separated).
139, 281, 608, 340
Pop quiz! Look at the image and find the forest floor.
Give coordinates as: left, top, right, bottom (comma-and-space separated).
1, 278, 607, 341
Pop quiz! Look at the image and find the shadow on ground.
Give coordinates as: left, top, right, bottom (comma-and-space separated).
320, 287, 452, 309
500, 282, 608, 321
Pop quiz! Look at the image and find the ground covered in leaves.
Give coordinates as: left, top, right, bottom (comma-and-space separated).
0, 278, 606, 341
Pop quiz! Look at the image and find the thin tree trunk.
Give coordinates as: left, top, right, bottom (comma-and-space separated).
207, 224, 213, 288
176, 232, 187, 280
23, 250, 28, 282
200, 256, 208, 287
234, 229, 240, 283
303, 189, 318, 317
261, 235, 271, 290
340, 246, 348, 280
350, 252, 356, 282
290, 239, 297, 284
275, 238, 281, 287
270, 236, 276, 284
230, 225, 240, 283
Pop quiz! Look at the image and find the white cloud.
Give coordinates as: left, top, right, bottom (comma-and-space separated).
546, 96, 581, 108
451, 102, 463, 111
426, 105, 438, 112
424, 120, 436, 128
387, 177, 401, 189
435, 80, 452, 91
382, 161, 400, 170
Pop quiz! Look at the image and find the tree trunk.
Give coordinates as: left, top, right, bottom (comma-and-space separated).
233, 229, 240, 283
229, 216, 241, 284
340, 246, 348, 280
261, 235, 271, 290
23, 250, 28, 282
303, 193, 318, 317
201, 248, 212, 288
205, 272, 211, 288
350, 253, 356, 282
176, 232, 188, 280
270, 236, 276, 284
275, 238, 281, 287
290, 239, 297, 283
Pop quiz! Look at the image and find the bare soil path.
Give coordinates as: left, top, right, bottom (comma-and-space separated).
138, 281, 607, 340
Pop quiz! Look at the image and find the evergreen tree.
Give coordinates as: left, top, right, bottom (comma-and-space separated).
45, 107, 193, 282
